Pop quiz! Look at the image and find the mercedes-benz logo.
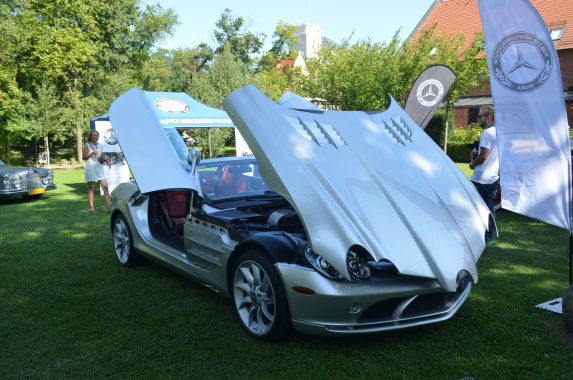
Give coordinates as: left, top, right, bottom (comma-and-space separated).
155, 97, 190, 113
416, 79, 444, 107
103, 128, 118, 145
492, 32, 552, 93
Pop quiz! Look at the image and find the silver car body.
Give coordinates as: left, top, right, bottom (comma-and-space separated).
225, 85, 489, 292
108, 86, 491, 336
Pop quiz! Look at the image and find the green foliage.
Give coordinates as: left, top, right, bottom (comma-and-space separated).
0, 0, 178, 161
269, 21, 298, 59
445, 123, 482, 162
425, 109, 455, 148
294, 27, 488, 112
257, 21, 299, 73
186, 48, 251, 158
295, 39, 403, 110
449, 123, 483, 144
213, 8, 264, 67
140, 45, 215, 92
447, 142, 474, 163
188, 47, 251, 108
253, 69, 291, 101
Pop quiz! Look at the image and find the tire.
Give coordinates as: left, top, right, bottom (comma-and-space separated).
112, 215, 141, 267
232, 250, 292, 341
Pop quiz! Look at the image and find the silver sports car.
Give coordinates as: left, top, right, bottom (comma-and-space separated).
108, 86, 492, 341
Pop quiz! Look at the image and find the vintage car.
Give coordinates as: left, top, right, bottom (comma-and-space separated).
0, 159, 56, 198
108, 87, 492, 341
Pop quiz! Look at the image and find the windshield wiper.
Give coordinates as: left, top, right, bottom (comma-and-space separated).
211, 191, 284, 205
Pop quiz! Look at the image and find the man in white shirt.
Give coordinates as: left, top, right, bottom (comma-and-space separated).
469, 105, 499, 245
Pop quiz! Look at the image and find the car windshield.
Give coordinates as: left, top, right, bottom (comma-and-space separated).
198, 159, 270, 202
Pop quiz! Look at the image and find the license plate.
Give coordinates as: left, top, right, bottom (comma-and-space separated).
29, 188, 45, 195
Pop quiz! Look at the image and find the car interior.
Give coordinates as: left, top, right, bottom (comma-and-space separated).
147, 160, 267, 250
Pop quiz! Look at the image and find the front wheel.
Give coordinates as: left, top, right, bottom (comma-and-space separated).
232, 250, 292, 341
112, 215, 141, 266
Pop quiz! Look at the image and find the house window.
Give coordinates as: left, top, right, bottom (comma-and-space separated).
550, 27, 564, 41
469, 107, 480, 124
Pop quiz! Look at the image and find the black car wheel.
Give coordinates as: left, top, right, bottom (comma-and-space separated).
232, 250, 292, 341
112, 215, 141, 266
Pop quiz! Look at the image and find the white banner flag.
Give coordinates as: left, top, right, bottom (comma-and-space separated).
478, 0, 571, 231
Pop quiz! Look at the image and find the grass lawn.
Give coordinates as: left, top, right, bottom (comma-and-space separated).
1, 167, 572, 379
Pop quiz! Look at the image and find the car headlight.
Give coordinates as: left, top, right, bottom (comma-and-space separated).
346, 250, 371, 280
304, 246, 344, 280
47, 170, 54, 184
41, 171, 54, 185
4, 174, 23, 189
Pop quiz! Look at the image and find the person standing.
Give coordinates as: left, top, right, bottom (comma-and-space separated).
469, 105, 499, 245
82, 130, 111, 213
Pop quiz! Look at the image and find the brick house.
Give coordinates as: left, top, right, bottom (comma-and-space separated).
411, 0, 573, 128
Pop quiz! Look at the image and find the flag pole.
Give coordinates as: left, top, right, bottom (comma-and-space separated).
569, 233, 573, 285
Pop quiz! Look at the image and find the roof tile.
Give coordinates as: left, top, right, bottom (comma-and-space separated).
415, 0, 573, 50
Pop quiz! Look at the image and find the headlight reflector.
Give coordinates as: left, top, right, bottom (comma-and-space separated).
304, 246, 344, 280
346, 250, 371, 280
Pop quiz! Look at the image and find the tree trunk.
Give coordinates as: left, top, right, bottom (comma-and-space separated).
443, 119, 449, 153
208, 130, 213, 158
44, 135, 50, 166
443, 102, 451, 153
76, 125, 83, 163
1, 133, 11, 160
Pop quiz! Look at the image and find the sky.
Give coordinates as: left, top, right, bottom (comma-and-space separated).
144, 0, 436, 51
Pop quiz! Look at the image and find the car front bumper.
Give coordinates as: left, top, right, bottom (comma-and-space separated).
276, 263, 472, 336
0, 184, 56, 197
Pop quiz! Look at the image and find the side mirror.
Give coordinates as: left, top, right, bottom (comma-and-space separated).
187, 147, 201, 175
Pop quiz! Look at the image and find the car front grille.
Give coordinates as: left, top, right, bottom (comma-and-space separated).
356, 276, 472, 326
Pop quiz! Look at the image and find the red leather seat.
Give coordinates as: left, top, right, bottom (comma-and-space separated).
158, 191, 187, 235
216, 165, 248, 197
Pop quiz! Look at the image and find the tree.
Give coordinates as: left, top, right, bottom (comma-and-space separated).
61, 88, 99, 163
0, 2, 23, 158
187, 47, 251, 158
293, 27, 487, 113
295, 37, 404, 110
253, 68, 292, 101
213, 8, 264, 67
257, 21, 299, 72
0, 0, 178, 161
140, 45, 216, 92
11, 83, 66, 166
141, 48, 174, 91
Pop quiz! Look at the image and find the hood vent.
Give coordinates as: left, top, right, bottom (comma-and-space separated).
294, 116, 347, 149
379, 117, 413, 147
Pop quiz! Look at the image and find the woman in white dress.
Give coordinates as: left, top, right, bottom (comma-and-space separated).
82, 130, 111, 213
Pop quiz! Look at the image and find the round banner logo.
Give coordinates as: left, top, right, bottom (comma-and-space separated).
491, 32, 552, 93
155, 97, 190, 113
103, 128, 118, 145
416, 79, 444, 107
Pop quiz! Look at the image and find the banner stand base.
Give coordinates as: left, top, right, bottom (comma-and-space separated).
536, 298, 562, 314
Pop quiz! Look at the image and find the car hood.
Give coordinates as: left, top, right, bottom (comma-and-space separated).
224, 85, 490, 291
0, 165, 33, 175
